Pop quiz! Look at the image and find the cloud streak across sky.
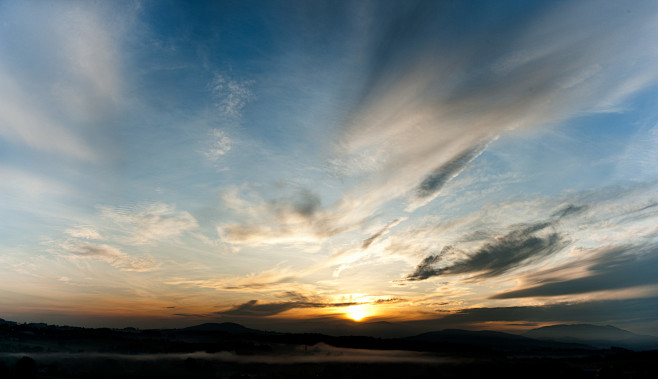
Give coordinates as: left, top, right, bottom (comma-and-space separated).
1, 0, 657, 335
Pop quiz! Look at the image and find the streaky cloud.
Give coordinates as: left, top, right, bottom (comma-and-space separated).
491, 243, 658, 299
217, 296, 405, 317
217, 299, 358, 317
331, 0, 658, 227
60, 242, 158, 272
100, 203, 198, 246
552, 203, 588, 219
408, 140, 491, 211
406, 221, 565, 281
435, 297, 658, 326
361, 218, 402, 249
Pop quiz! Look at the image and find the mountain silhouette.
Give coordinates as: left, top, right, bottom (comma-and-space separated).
407, 329, 592, 351
524, 324, 658, 351
182, 322, 263, 334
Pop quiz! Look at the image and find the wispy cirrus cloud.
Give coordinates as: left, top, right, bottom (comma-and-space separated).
0, 1, 131, 161
217, 187, 339, 247
100, 203, 198, 246
329, 0, 657, 222
209, 73, 254, 118
217, 295, 406, 317
361, 218, 403, 250
0, 80, 96, 160
59, 241, 158, 272
166, 266, 299, 292
491, 243, 658, 299
203, 129, 232, 162
433, 297, 658, 328
407, 140, 492, 211
217, 299, 355, 317
48, 202, 199, 273
65, 226, 102, 240
405, 222, 565, 281
217, 0, 658, 252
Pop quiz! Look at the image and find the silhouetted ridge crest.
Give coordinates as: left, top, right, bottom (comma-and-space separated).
524, 323, 658, 350
182, 322, 261, 334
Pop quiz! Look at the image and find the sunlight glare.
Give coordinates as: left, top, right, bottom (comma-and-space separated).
345, 304, 369, 322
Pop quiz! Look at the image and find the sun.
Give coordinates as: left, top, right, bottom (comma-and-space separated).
345, 304, 370, 322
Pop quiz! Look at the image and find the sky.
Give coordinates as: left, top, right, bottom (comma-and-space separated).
1, 0, 657, 336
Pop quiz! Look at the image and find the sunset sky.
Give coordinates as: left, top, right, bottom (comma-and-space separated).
1, 0, 657, 336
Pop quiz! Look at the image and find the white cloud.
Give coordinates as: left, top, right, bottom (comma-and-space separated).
0, 165, 71, 199
204, 129, 232, 162
217, 186, 354, 247
328, 0, 658, 222
59, 241, 158, 272
210, 73, 254, 117
100, 203, 199, 246
65, 226, 102, 240
0, 1, 130, 160
217, 0, 658, 256
0, 74, 97, 160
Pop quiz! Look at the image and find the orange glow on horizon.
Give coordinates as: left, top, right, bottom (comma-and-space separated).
344, 304, 370, 322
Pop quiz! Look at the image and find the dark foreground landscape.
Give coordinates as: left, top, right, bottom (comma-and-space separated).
1, 318, 657, 378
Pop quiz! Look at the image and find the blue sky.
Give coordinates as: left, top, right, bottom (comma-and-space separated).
1, 0, 657, 335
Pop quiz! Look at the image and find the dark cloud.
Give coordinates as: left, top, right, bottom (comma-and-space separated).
361, 218, 400, 249
280, 291, 311, 302
218, 297, 403, 317
405, 246, 453, 281
218, 300, 298, 317
353, 0, 549, 108
220, 278, 296, 291
406, 222, 565, 281
267, 189, 322, 220
373, 297, 405, 304
506, 323, 540, 327
413, 142, 488, 201
173, 313, 208, 318
434, 297, 658, 326
552, 203, 588, 219
290, 189, 322, 218
491, 243, 658, 299
217, 299, 358, 317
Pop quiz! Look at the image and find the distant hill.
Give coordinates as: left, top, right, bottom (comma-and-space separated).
524, 324, 658, 351
407, 329, 592, 351
182, 322, 264, 334
337, 320, 416, 338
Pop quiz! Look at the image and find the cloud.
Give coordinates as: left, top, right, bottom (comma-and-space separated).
551, 204, 588, 219
435, 297, 658, 326
209, 73, 254, 117
326, 0, 658, 225
213, 1, 658, 249
218, 299, 358, 317
60, 241, 158, 272
407, 140, 491, 211
100, 203, 198, 245
0, 165, 72, 200
203, 129, 232, 162
0, 81, 96, 160
361, 218, 403, 249
217, 296, 404, 317
173, 313, 206, 318
166, 266, 302, 292
65, 226, 102, 240
491, 243, 658, 299
217, 187, 342, 246
0, 1, 131, 160
406, 222, 565, 281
